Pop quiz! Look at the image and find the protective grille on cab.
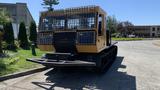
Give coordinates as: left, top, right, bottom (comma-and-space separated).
38, 33, 53, 45
77, 31, 96, 44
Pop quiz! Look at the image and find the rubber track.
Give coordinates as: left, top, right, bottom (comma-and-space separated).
96, 45, 118, 73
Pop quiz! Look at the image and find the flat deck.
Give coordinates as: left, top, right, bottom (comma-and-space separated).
26, 58, 96, 67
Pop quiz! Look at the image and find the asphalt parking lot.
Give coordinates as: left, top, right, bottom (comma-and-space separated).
0, 40, 160, 90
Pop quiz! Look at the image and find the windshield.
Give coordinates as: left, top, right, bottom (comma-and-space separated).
39, 13, 96, 31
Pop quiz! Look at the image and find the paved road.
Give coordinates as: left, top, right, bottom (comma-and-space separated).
0, 40, 160, 90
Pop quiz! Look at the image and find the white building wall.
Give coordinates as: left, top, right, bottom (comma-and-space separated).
12, 23, 19, 39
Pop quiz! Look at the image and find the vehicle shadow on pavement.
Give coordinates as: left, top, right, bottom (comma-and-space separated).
32, 56, 136, 90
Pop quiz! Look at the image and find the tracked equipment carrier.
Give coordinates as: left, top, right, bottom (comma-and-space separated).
27, 6, 118, 72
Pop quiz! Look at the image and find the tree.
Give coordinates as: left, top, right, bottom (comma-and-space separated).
106, 16, 118, 34
0, 25, 3, 54
0, 10, 10, 24
0, 10, 11, 54
18, 22, 29, 49
29, 21, 37, 45
42, 0, 59, 11
117, 21, 134, 37
3, 22, 14, 45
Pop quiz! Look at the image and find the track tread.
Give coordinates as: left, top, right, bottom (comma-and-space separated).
95, 45, 118, 73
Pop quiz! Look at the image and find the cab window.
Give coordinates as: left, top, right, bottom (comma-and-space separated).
98, 14, 102, 36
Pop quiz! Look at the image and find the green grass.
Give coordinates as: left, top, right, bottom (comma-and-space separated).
112, 37, 144, 41
0, 49, 46, 76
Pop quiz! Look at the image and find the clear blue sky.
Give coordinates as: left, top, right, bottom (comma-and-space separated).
1, 0, 160, 25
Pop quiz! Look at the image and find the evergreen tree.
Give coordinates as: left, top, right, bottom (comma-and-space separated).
29, 21, 37, 43
0, 25, 3, 54
18, 22, 29, 49
3, 22, 15, 50
4, 22, 14, 45
42, 0, 59, 11
0, 10, 11, 54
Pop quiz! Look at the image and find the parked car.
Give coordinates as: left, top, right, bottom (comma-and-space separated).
128, 34, 136, 38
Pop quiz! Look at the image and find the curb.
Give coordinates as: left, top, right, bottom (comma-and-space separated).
114, 40, 143, 41
0, 67, 48, 82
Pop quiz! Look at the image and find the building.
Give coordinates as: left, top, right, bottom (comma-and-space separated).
127, 25, 160, 38
0, 2, 34, 38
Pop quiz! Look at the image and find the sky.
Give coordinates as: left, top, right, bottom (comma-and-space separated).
1, 0, 160, 25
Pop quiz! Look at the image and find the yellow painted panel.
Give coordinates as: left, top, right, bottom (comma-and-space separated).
97, 36, 106, 51
76, 45, 98, 53
38, 45, 55, 51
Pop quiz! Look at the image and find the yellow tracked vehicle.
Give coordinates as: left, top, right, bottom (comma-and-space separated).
27, 6, 118, 72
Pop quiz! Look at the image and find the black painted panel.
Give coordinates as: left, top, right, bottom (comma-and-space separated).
53, 32, 77, 53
